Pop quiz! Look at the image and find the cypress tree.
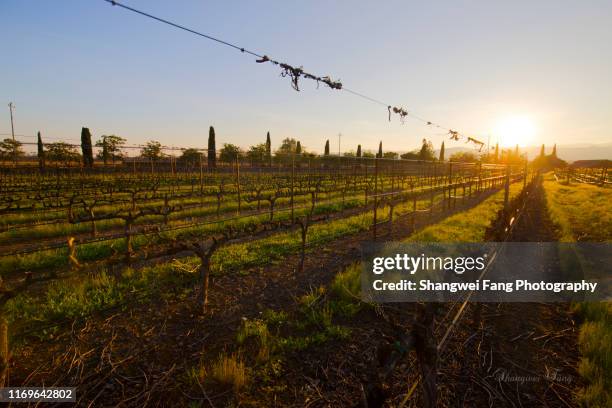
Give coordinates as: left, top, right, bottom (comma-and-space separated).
208, 126, 216, 168
552, 144, 557, 158
81, 127, 94, 168
439, 141, 445, 162
377, 141, 383, 158
356, 144, 362, 158
296, 141, 302, 155
265, 131, 272, 166
540, 144, 545, 158
37, 131, 44, 171
324, 140, 330, 156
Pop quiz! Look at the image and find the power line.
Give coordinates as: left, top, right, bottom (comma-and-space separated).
102, 0, 486, 149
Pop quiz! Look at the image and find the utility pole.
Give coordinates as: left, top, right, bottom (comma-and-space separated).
8, 102, 17, 166
8, 102, 15, 141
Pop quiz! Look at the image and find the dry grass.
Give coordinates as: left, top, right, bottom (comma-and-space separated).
209, 353, 247, 391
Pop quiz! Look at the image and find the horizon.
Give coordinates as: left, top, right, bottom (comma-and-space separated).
9, 134, 612, 162
2, 0, 611, 154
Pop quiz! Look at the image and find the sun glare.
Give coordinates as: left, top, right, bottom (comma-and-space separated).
493, 116, 536, 147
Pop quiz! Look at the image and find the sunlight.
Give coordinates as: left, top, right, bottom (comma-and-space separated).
493, 116, 537, 147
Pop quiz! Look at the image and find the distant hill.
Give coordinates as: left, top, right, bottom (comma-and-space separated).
428, 143, 612, 163
523, 143, 612, 162
570, 160, 612, 168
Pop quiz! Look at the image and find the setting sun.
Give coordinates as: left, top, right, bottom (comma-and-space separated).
493, 116, 537, 147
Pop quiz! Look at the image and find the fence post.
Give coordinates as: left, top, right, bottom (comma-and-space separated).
373, 158, 379, 240
291, 154, 295, 222
414, 304, 438, 408
235, 158, 241, 214
504, 165, 510, 213
199, 152, 204, 195
364, 159, 368, 206
0, 316, 8, 387
412, 195, 417, 231
429, 183, 434, 216
447, 163, 453, 210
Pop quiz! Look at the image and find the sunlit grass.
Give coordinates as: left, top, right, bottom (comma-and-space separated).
542, 173, 611, 242
543, 175, 611, 407
407, 183, 523, 242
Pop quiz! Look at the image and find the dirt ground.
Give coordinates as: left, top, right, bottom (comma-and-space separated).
8, 182, 582, 407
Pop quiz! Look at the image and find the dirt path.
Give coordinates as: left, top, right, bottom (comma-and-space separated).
441, 177, 582, 407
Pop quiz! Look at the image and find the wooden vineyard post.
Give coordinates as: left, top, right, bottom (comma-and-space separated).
468, 175, 472, 198
429, 185, 434, 216
387, 201, 396, 236
414, 303, 438, 408
171, 156, 176, 196
199, 151, 204, 196
364, 160, 368, 206
433, 162, 437, 188
0, 316, 7, 387
412, 195, 417, 231
453, 178, 458, 208
291, 154, 295, 222
567, 166, 571, 185
235, 158, 241, 214
373, 158, 379, 241
0, 272, 35, 387
447, 163, 453, 210
504, 165, 510, 213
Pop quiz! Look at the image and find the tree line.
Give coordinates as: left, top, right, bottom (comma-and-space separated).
0, 126, 548, 168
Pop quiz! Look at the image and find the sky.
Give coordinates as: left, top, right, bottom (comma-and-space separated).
1, 0, 611, 155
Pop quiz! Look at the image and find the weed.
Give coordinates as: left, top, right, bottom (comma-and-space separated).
237, 318, 272, 362
209, 353, 247, 392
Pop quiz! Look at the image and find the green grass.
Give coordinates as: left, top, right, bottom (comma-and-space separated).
0, 181, 444, 276
542, 174, 611, 407
407, 182, 523, 242
543, 173, 611, 242
573, 302, 611, 407
6, 258, 199, 339
5, 189, 440, 335
238, 286, 351, 359
0, 187, 362, 243
326, 181, 526, 308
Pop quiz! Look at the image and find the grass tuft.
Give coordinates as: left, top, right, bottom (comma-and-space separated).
209, 353, 247, 392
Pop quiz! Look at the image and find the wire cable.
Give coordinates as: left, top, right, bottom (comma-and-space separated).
102, 0, 485, 146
